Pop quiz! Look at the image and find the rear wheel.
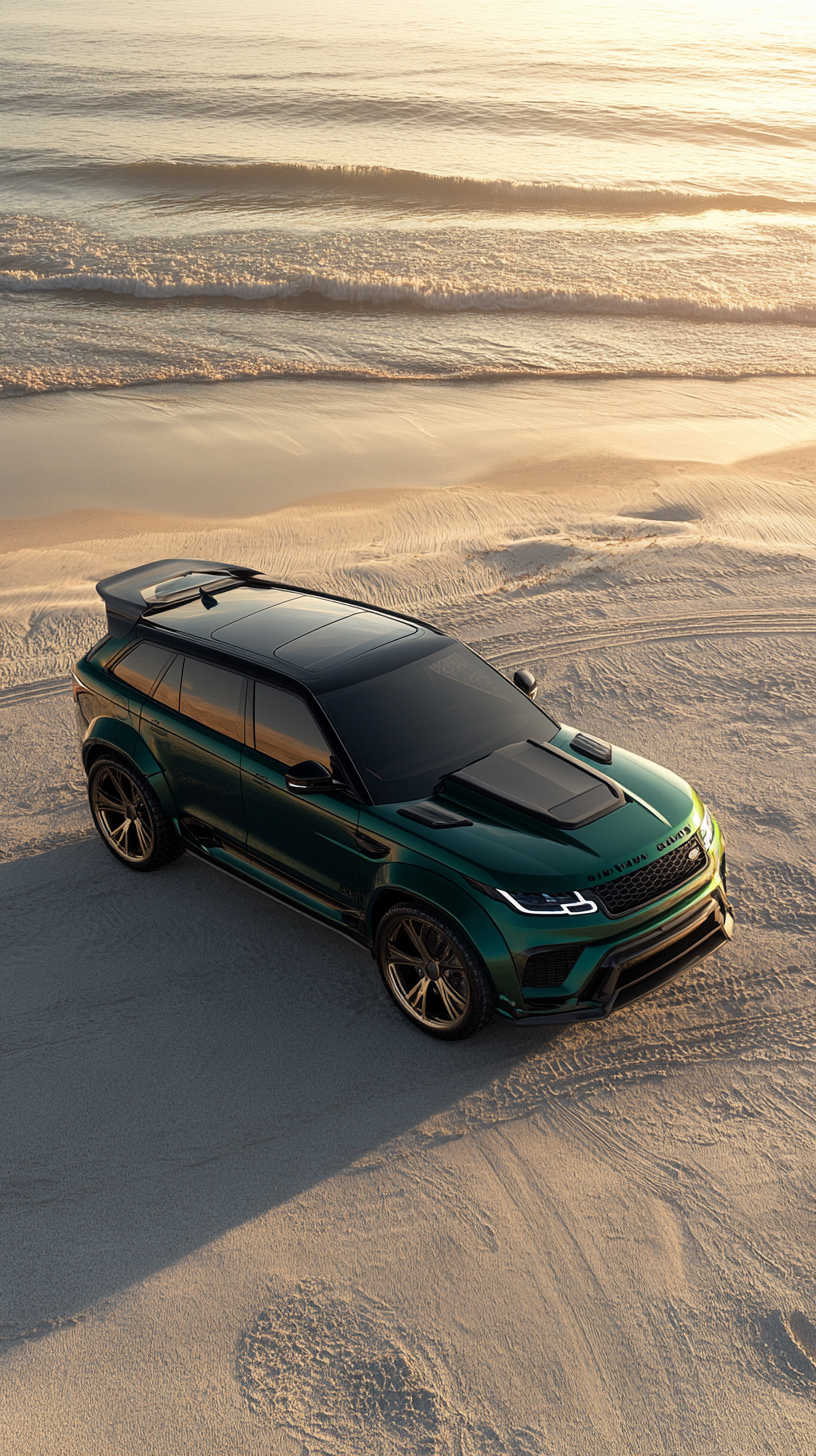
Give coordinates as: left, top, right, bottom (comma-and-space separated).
88, 755, 182, 872
375, 902, 495, 1039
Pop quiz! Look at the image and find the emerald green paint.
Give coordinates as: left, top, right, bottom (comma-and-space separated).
242, 741, 363, 923
75, 584, 734, 1027
141, 695, 244, 844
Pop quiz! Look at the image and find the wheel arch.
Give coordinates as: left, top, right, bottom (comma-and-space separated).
368, 886, 423, 937
82, 717, 178, 819
367, 868, 522, 1009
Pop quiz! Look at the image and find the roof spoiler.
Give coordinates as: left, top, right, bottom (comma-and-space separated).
95, 558, 260, 637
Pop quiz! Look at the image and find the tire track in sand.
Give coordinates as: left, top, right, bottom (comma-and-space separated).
479, 607, 816, 664
0, 676, 72, 708
461, 1002, 812, 1135
1, 608, 813, 700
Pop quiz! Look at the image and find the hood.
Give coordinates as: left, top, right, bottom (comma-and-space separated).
377, 727, 699, 893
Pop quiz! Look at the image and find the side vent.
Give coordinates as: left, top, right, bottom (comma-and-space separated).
570, 732, 612, 765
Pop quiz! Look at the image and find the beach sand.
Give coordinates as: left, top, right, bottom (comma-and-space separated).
1, 378, 815, 1454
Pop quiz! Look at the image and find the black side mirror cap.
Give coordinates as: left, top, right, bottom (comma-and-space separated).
513, 668, 538, 700
285, 760, 335, 793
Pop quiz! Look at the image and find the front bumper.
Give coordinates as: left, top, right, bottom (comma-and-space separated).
503, 890, 735, 1025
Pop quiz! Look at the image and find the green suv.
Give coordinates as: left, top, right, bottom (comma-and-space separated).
73, 558, 734, 1039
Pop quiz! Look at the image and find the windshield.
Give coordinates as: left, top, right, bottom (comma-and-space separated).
322, 645, 558, 803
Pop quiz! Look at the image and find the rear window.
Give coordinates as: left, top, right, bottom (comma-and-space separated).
253, 681, 332, 769
112, 642, 174, 696
180, 658, 245, 740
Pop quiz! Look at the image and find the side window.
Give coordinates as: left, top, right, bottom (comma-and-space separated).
180, 658, 245, 740
152, 653, 183, 711
254, 681, 332, 769
112, 642, 174, 696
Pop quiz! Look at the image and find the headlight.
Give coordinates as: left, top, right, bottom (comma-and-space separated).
700, 805, 716, 851
494, 888, 597, 916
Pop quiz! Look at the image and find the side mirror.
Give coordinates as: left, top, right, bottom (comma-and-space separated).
513, 668, 538, 700
285, 760, 335, 794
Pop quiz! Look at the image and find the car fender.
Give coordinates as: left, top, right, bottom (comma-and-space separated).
81, 715, 178, 819
368, 864, 523, 1008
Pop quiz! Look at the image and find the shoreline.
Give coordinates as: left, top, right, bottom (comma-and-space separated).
2, 374, 814, 528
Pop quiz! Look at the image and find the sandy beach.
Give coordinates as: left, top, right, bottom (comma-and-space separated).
1, 376, 815, 1454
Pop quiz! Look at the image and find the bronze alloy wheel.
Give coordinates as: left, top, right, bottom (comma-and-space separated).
90, 762, 155, 863
376, 903, 494, 1038
87, 755, 183, 872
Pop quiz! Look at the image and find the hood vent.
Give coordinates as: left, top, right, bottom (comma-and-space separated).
570, 732, 612, 765
450, 740, 623, 829
399, 802, 473, 828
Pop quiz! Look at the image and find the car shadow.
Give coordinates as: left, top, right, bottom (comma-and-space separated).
2, 838, 548, 1338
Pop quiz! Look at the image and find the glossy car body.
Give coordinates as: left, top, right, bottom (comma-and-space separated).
73, 558, 734, 1032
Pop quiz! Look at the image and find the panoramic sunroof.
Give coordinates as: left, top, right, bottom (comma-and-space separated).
274, 613, 416, 670
211, 597, 360, 657
153, 586, 301, 637
148, 586, 417, 670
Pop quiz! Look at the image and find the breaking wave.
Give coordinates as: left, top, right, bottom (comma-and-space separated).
5, 159, 813, 216
2, 268, 813, 325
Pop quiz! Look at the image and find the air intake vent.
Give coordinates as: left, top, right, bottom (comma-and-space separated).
592, 836, 707, 917
522, 943, 587, 988
570, 732, 612, 765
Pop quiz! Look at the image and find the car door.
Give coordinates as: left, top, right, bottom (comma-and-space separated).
241, 678, 363, 925
140, 652, 247, 847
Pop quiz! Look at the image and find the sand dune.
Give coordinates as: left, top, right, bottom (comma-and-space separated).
1, 388, 815, 1454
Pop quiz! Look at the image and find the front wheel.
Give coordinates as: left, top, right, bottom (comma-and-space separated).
88, 755, 182, 872
375, 903, 495, 1039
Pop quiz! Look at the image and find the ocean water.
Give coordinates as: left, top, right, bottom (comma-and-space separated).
2, 0, 814, 397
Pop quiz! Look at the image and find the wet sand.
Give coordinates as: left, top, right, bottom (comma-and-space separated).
3, 374, 814, 525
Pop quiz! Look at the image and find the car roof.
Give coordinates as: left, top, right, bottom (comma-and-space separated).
98, 559, 451, 691
145, 582, 451, 687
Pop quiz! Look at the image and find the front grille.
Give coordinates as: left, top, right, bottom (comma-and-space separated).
592, 835, 707, 917
522, 943, 587, 988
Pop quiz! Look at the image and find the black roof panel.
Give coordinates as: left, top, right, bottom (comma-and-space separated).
211, 596, 359, 656
147, 583, 423, 681
274, 613, 416, 672
153, 586, 301, 639
97, 558, 448, 688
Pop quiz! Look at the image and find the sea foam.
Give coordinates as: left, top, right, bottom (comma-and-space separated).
2, 268, 814, 326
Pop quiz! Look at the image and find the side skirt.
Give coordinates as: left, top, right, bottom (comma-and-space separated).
182, 844, 372, 953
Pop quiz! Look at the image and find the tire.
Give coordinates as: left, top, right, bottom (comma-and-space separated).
87, 755, 183, 872
375, 902, 495, 1040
